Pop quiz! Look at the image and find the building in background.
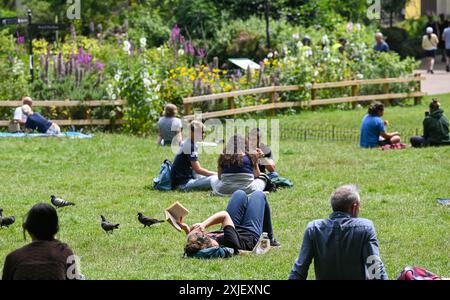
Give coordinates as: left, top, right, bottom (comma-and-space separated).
406, 0, 450, 19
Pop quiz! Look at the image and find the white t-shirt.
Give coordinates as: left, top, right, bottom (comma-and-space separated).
13, 107, 27, 122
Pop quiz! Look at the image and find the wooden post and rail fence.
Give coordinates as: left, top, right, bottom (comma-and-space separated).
0, 74, 425, 127
183, 74, 426, 120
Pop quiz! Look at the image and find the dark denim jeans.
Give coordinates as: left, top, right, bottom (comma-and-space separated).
226, 190, 274, 240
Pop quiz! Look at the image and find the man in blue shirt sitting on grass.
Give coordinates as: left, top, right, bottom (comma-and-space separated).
289, 185, 388, 280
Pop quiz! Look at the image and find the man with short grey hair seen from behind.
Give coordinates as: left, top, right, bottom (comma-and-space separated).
374, 32, 389, 52
289, 185, 388, 280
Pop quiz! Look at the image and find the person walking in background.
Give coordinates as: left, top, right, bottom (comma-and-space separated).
373, 32, 389, 52
425, 14, 440, 38
422, 27, 440, 74
411, 99, 450, 148
360, 102, 401, 148
289, 185, 388, 280
437, 14, 449, 63
21, 105, 61, 135
2, 203, 81, 280
442, 20, 450, 73
156, 103, 183, 146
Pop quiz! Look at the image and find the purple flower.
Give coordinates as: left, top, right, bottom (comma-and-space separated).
184, 40, 195, 56
196, 48, 206, 59
76, 47, 93, 65
94, 62, 105, 71
170, 24, 181, 44
16, 32, 25, 45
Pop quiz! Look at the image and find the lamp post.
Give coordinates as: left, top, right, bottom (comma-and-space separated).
264, 0, 271, 50
27, 9, 34, 82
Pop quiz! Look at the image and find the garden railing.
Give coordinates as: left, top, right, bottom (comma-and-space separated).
183, 74, 426, 120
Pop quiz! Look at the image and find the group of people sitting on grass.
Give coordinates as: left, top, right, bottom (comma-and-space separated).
9, 96, 61, 135
3, 184, 392, 280
166, 119, 279, 195
359, 99, 449, 149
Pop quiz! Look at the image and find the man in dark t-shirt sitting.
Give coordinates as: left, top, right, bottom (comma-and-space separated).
171, 120, 216, 191
178, 190, 280, 257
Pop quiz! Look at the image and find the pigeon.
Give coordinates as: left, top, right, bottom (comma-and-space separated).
137, 212, 164, 228
51, 195, 75, 209
0, 216, 15, 228
100, 215, 119, 233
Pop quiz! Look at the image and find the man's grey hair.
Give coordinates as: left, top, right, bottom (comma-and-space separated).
330, 185, 360, 212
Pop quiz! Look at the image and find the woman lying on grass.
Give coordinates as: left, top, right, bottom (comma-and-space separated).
177, 190, 280, 259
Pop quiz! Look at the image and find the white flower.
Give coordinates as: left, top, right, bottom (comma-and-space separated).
143, 78, 151, 88
117, 70, 123, 76
155, 84, 161, 92
274, 51, 278, 57
356, 74, 364, 80
263, 58, 269, 64
305, 82, 313, 89
114, 74, 121, 81
111, 94, 117, 100
292, 33, 300, 40
322, 35, 329, 46
355, 23, 361, 31
139, 37, 147, 49
178, 49, 185, 56
267, 52, 274, 58
123, 41, 131, 55
142, 71, 150, 79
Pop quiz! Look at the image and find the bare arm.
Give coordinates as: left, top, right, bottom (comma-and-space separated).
380, 131, 400, 140
195, 211, 234, 232
191, 161, 216, 177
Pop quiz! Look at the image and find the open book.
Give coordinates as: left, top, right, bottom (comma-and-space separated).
165, 202, 189, 232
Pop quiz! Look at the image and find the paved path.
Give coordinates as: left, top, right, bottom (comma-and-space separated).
416, 59, 450, 96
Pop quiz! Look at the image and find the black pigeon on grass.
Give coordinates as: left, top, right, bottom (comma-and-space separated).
51, 195, 75, 209
101, 215, 119, 233
0, 216, 15, 228
137, 212, 164, 228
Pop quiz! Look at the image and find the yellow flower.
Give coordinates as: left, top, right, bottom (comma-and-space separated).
199, 72, 205, 77
222, 70, 228, 75
190, 75, 196, 81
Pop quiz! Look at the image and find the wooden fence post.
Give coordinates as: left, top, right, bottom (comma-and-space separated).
382, 82, 390, 106
311, 87, 317, 111
184, 102, 192, 115
351, 84, 359, 109
414, 73, 422, 106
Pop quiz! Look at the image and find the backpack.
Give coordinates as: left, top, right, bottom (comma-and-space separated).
397, 266, 441, 280
153, 159, 173, 191
271, 176, 294, 189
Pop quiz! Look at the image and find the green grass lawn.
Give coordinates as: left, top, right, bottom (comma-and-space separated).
0, 95, 449, 280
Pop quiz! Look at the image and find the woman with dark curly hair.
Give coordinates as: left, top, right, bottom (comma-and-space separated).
211, 135, 267, 196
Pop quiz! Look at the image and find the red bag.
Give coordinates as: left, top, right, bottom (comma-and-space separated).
397, 266, 441, 280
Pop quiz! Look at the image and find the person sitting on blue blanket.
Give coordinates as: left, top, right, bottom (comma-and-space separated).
177, 190, 281, 259
21, 105, 61, 135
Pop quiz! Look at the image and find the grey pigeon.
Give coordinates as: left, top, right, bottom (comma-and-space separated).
137, 212, 164, 228
51, 195, 75, 208
0, 216, 15, 228
101, 215, 119, 233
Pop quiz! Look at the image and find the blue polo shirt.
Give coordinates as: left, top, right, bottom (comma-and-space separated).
374, 42, 389, 52
360, 114, 385, 148
25, 113, 52, 133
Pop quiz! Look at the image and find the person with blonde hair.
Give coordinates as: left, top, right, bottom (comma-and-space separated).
21, 105, 61, 135
156, 103, 182, 146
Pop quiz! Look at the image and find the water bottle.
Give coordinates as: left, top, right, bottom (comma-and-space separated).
255, 232, 270, 255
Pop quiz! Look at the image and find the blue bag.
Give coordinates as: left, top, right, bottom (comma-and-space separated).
153, 159, 173, 191
192, 247, 236, 259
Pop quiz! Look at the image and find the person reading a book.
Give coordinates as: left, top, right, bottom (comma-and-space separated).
177, 190, 280, 257
211, 135, 267, 196
171, 120, 217, 191
289, 185, 388, 280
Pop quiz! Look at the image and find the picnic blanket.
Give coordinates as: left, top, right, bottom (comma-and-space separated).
0, 132, 93, 139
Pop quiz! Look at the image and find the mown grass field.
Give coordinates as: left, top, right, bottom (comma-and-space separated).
0, 95, 449, 279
